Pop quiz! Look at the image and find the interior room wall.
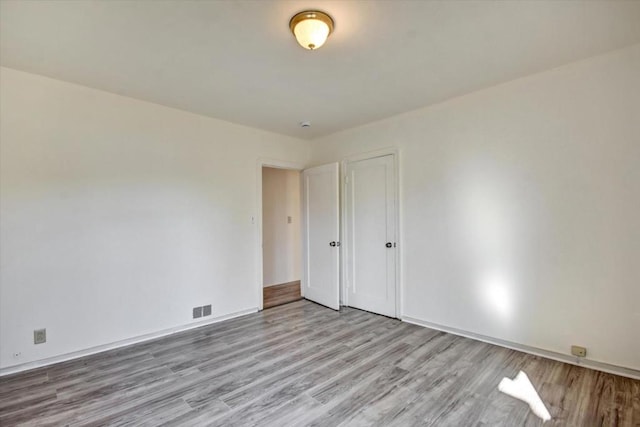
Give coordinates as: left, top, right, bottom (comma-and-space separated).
0, 67, 310, 371
262, 167, 301, 287
310, 44, 640, 371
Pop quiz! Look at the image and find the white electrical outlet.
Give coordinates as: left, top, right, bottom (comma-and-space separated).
34, 328, 46, 345
571, 345, 587, 358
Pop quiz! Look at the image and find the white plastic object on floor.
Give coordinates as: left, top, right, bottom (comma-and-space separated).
498, 370, 551, 422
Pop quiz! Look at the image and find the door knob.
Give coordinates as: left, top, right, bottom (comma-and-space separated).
330, 241, 337, 247
385, 242, 393, 248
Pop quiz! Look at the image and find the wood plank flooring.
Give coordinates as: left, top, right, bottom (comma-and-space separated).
1, 300, 638, 426
263, 281, 301, 309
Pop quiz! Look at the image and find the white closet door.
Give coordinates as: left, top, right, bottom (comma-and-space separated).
302, 163, 340, 310
345, 155, 396, 317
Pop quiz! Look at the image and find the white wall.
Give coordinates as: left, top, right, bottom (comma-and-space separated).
311, 45, 640, 371
261, 167, 301, 287
2, 43, 639, 374
0, 67, 310, 370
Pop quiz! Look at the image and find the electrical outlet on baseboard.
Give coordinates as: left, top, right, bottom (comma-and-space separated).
571, 345, 587, 358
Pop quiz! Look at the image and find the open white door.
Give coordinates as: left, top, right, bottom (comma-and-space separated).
345, 154, 397, 317
302, 163, 340, 310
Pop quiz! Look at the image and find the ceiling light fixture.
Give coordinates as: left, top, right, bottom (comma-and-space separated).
289, 10, 334, 50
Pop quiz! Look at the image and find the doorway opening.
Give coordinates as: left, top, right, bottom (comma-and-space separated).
261, 166, 303, 309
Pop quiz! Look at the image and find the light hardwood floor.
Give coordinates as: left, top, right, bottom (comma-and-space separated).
1, 300, 638, 426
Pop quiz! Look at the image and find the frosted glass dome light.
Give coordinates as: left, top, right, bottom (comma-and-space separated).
289, 11, 334, 50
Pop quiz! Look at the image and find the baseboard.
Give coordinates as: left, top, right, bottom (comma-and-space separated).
0, 307, 258, 377
402, 315, 640, 380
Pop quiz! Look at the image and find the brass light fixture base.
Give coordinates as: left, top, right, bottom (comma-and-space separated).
289, 10, 334, 50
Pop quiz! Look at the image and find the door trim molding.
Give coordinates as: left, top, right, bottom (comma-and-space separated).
256, 158, 304, 311
340, 147, 401, 318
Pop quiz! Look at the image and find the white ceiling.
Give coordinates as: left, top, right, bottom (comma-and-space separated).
2, 0, 640, 139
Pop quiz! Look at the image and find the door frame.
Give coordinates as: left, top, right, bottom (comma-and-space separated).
255, 158, 305, 311
340, 148, 401, 318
